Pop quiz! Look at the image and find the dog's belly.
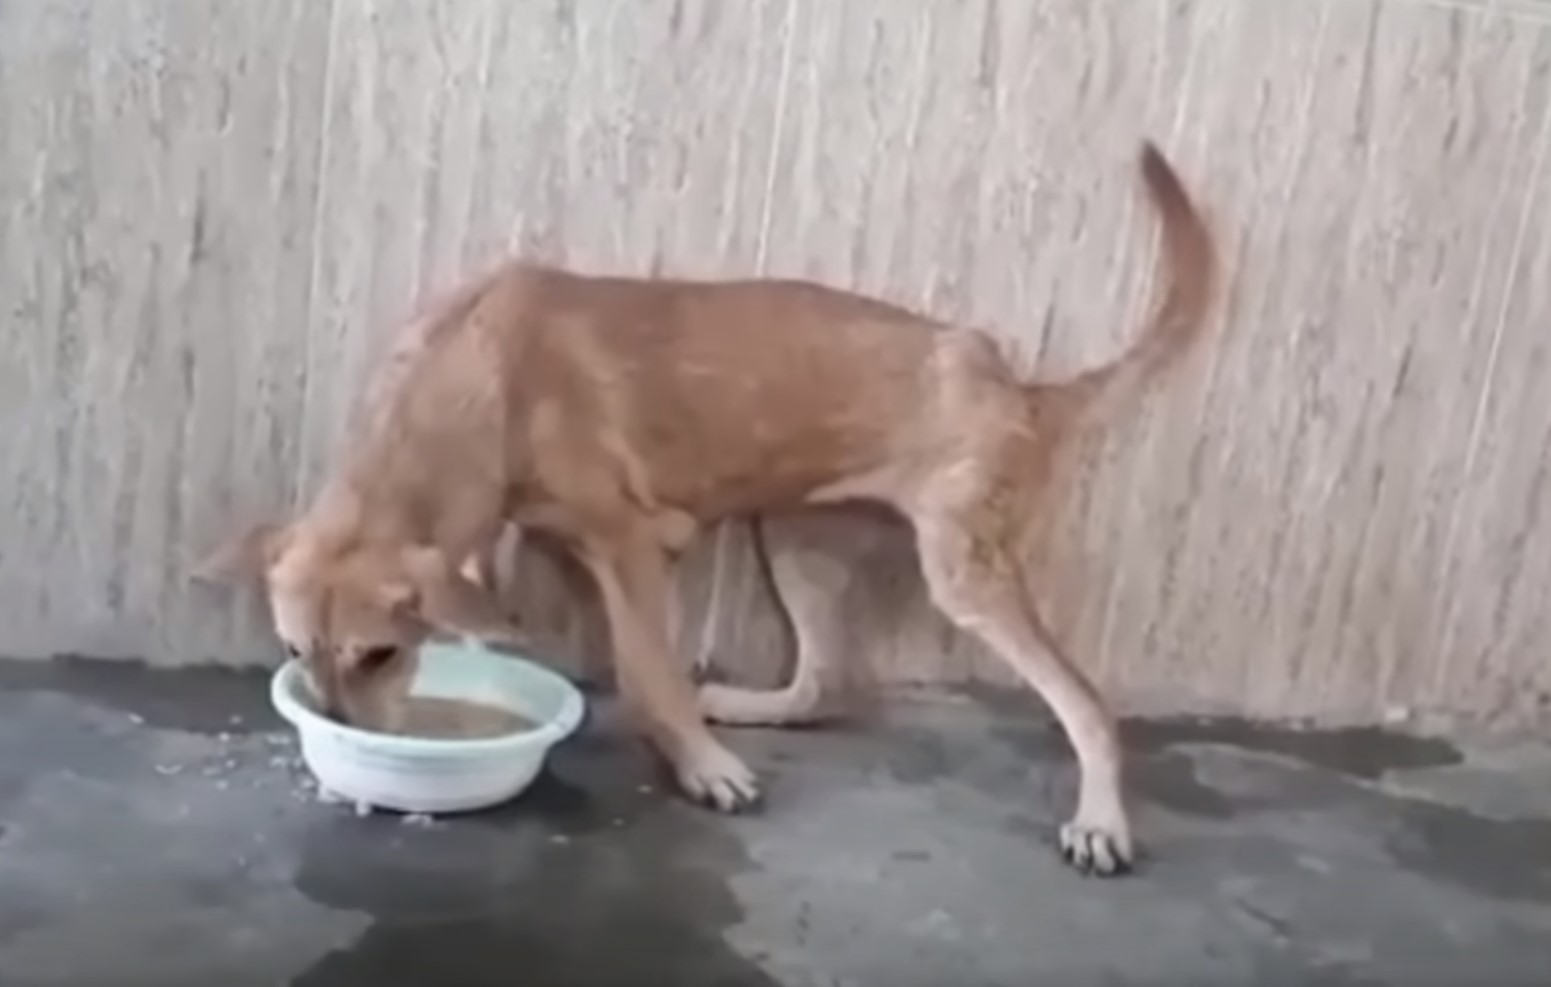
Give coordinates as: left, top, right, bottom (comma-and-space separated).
515, 435, 864, 539
640, 424, 898, 521
619, 362, 942, 522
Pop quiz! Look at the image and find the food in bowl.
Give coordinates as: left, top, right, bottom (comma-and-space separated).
271, 640, 585, 814
380, 695, 535, 740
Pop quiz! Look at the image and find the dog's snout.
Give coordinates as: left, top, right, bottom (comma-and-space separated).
302, 664, 347, 722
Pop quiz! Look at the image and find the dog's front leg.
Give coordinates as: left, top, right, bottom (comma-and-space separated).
582, 528, 761, 812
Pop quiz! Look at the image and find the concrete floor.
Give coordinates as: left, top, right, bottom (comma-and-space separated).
1, 660, 1549, 987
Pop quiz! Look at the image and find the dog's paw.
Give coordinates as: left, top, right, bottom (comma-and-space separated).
1059, 820, 1134, 877
674, 742, 762, 814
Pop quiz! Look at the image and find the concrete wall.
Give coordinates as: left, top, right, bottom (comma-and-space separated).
3, 0, 1550, 729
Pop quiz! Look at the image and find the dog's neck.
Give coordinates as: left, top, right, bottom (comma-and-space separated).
307, 449, 504, 568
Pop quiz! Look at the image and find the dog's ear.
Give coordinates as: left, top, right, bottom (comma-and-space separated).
400, 545, 527, 647
192, 523, 290, 585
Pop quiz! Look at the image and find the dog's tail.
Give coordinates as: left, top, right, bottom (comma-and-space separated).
1051, 142, 1217, 422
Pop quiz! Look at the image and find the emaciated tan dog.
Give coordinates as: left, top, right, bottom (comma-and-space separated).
200, 142, 1215, 876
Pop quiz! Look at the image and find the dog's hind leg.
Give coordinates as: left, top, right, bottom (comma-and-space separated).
910, 467, 1132, 877
697, 514, 861, 727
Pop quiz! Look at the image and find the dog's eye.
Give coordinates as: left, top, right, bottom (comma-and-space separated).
358, 646, 398, 673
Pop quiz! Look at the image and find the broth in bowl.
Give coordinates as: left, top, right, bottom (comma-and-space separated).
386, 696, 533, 740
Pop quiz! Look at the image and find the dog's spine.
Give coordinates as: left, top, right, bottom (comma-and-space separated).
1058, 142, 1217, 419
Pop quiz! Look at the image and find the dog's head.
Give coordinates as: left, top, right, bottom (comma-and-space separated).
196, 522, 522, 729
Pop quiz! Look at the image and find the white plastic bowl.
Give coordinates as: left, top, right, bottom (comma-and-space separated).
270, 640, 585, 814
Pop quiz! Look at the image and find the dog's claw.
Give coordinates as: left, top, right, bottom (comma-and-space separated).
1059, 820, 1133, 877
674, 744, 762, 813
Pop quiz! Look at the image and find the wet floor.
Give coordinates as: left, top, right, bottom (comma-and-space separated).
1, 658, 1549, 986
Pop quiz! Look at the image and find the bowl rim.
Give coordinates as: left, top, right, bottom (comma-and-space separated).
269, 645, 586, 758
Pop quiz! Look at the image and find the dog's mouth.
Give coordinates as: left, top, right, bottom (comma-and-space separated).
324, 700, 379, 731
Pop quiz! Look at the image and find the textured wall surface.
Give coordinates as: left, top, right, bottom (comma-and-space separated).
3, 0, 1550, 728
